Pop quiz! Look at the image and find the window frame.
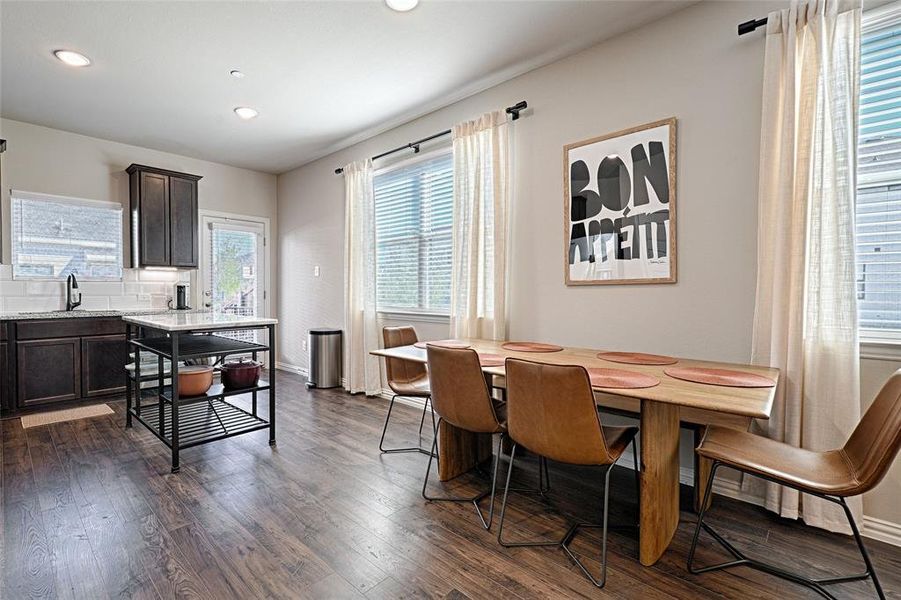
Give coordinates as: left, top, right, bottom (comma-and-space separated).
373, 146, 453, 319
10, 189, 125, 282
858, 3, 901, 352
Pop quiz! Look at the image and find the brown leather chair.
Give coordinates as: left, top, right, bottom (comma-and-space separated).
688, 370, 901, 600
422, 345, 512, 530
498, 358, 639, 588
380, 326, 434, 455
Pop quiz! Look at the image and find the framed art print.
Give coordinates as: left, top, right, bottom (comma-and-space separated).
563, 117, 676, 285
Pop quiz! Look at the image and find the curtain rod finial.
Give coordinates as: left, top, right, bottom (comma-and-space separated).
506, 100, 528, 120
738, 17, 767, 36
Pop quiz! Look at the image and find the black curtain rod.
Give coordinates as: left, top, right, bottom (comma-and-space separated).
738, 16, 768, 35
335, 100, 527, 175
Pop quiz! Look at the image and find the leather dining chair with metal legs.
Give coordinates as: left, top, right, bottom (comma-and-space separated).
497, 358, 640, 588
421, 345, 550, 529
380, 326, 435, 455
688, 370, 901, 600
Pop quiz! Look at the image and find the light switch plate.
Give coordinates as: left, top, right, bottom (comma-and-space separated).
314, 266, 320, 277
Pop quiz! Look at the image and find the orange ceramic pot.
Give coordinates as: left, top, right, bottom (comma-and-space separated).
178, 365, 213, 396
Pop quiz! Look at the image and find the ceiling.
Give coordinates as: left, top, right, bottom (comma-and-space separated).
1, 1, 693, 174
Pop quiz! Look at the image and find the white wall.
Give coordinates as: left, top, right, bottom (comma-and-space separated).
276, 0, 901, 536
0, 118, 278, 314
278, 0, 773, 367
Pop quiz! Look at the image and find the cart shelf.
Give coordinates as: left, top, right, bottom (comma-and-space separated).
129, 398, 270, 450
159, 380, 269, 403
129, 333, 268, 359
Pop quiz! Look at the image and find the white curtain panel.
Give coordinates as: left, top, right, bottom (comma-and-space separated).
342, 159, 381, 395
450, 110, 511, 341
749, 0, 862, 532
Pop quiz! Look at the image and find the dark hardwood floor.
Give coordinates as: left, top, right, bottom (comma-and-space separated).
2, 370, 899, 599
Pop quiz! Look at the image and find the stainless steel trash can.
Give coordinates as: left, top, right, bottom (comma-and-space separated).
307, 328, 342, 388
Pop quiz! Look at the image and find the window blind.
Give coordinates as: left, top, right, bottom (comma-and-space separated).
857, 14, 901, 333
10, 190, 123, 280
374, 151, 453, 313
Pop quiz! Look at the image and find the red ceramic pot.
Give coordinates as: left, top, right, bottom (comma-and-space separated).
220, 358, 262, 390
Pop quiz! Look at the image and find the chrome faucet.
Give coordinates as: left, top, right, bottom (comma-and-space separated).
66, 273, 82, 311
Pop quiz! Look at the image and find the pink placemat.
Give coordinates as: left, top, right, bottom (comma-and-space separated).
478, 353, 505, 367
586, 368, 660, 389
501, 341, 564, 353
413, 340, 471, 349
597, 351, 678, 366
664, 367, 776, 388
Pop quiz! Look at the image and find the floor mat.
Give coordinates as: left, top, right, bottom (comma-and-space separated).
20, 404, 114, 429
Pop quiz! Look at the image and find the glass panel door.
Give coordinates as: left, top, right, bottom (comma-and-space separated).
200, 215, 267, 347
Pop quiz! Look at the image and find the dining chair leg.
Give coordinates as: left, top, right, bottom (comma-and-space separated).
421, 418, 502, 531
838, 497, 886, 600
538, 456, 551, 496
498, 444, 636, 588
417, 396, 433, 441
687, 462, 886, 600
631, 437, 640, 520
379, 395, 435, 455
498, 444, 558, 548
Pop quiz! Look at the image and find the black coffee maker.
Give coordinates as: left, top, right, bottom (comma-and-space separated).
168, 283, 191, 310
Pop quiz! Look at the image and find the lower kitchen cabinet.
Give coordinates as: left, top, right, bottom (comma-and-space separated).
1, 316, 129, 412
17, 337, 82, 407
0, 339, 8, 411
82, 334, 128, 398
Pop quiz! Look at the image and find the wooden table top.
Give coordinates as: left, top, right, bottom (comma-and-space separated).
371, 339, 778, 420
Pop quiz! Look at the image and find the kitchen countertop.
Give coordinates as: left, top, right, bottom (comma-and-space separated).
0, 308, 208, 322
122, 312, 277, 332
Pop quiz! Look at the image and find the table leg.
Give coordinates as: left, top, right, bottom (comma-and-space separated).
171, 332, 180, 474
437, 422, 492, 482
251, 350, 258, 417
639, 399, 680, 566
125, 323, 133, 428
268, 324, 276, 446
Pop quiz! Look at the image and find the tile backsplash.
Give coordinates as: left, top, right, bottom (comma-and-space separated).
0, 264, 191, 313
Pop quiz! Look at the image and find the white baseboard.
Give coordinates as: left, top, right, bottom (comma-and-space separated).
862, 516, 901, 546
378, 388, 429, 408
276, 362, 347, 388
276, 361, 307, 376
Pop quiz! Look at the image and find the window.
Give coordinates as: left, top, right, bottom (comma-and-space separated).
374, 150, 453, 314
857, 8, 901, 338
11, 190, 123, 280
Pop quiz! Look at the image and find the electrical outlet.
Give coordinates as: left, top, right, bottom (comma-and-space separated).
314, 266, 320, 277
302, 340, 308, 351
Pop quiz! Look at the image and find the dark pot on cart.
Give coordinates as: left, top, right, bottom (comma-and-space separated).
220, 358, 262, 389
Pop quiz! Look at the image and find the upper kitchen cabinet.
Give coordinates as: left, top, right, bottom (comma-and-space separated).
127, 164, 202, 268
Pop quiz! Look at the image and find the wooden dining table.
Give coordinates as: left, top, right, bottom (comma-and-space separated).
370, 339, 778, 567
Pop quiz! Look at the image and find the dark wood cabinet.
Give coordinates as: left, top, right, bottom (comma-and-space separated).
17, 337, 81, 407
82, 334, 128, 398
127, 164, 201, 268
0, 341, 8, 410
139, 171, 170, 266
0, 322, 9, 411
169, 175, 198, 267
1, 317, 129, 413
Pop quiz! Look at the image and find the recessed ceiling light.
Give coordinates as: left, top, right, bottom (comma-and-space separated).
229, 69, 245, 79
386, 0, 418, 12
53, 49, 91, 67
234, 107, 259, 120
